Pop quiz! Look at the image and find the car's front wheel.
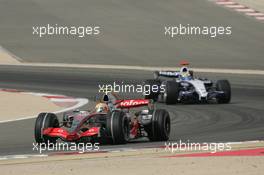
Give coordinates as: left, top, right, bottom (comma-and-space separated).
35, 112, 59, 144
216, 80, 231, 104
106, 111, 129, 144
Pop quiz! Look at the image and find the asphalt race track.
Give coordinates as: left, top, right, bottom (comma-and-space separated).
0, 66, 263, 155
0, 0, 263, 156
0, 0, 264, 69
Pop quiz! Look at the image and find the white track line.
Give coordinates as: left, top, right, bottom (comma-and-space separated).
225, 5, 245, 8
50, 98, 79, 102
0, 154, 48, 161
246, 13, 264, 16
22, 92, 67, 97
235, 8, 255, 12
1, 63, 264, 75
193, 68, 264, 75
213, 0, 264, 22
256, 16, 264, 20
216, 2, 236, 5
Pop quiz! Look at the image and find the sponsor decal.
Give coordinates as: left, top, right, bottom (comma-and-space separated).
119, 99, 149, 107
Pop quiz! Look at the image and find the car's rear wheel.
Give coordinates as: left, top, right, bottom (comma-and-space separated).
35, 112, 59, 144
216, 80, 231, 104
106, 111, 129, 144
164, 81, 179, 104
147, 109, 170, 141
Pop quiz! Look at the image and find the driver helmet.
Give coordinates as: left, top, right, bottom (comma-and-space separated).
180, 66, 191, 80
95, 102, 109, 113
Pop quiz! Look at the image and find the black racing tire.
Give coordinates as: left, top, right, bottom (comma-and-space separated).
165, 81, 179, 104
144, 79, 161, 101
34, 113, 59, 144
216, 80, 231, 104
148, 109, 170, 141
106, 110, 129, 144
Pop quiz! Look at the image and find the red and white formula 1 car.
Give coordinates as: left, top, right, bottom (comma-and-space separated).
34, 93, 170, 145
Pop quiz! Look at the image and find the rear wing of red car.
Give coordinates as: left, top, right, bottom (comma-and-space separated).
115, 99, 150, 108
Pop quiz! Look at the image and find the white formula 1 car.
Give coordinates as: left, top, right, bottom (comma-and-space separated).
144, 62, 231, 104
